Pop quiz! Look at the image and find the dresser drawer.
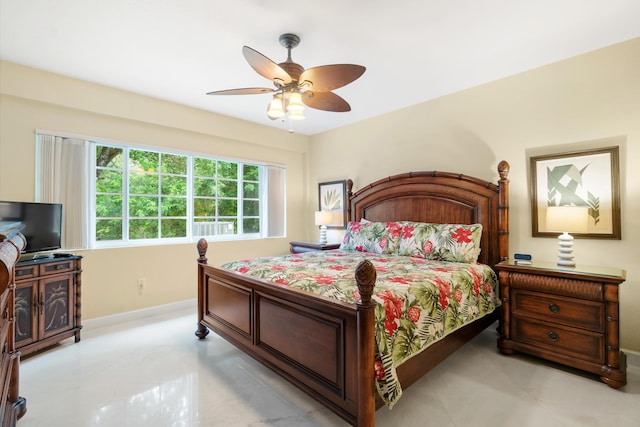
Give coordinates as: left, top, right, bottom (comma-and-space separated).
511, 317, 604, 364
15, 265, 38, 281
40, 260, 74, 276
512, 290, 604, 332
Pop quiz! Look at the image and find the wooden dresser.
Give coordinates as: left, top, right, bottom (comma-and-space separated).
496, 260, 627, 388
14, 255, 83, 357
0, 222, 27, 426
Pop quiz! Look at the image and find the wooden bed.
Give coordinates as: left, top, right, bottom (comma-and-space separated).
195, 161, 510, 427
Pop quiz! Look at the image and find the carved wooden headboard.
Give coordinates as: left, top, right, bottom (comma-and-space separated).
347, 161, 510, 267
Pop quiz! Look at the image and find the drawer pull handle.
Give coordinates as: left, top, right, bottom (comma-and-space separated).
56, 264, 66, 270
548, 331, 559, 342
549, 303, 560, 313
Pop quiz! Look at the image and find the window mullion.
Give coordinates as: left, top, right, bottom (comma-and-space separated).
157, 155, 162, 239
187, 156, 194, 239
237, 163, 243, 235
123, 146, 130, 243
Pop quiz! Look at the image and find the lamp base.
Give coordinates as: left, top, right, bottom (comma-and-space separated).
319, 226, 327, 245
557, 232, 576, 267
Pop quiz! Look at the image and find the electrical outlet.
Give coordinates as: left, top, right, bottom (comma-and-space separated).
138, 278, 145, 294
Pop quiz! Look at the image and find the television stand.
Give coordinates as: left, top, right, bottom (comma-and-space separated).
15, 255, 83, 357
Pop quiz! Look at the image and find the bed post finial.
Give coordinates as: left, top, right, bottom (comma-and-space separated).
355, 259, 376, 305
498, 160, 510, 180
355, 258, 376, 426
197, 238, 208, 264
346, 179, 354, 223
497, 161, 510, 262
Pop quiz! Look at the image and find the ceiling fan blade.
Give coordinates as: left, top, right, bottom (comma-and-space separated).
298, 64, 365, 92
206, 87, 275, 95
302, 91, 351, 112
242, 46, 292, 85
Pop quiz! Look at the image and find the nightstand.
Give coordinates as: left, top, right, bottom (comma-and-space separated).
495, 260, 627, 388
289, 241, 340, 254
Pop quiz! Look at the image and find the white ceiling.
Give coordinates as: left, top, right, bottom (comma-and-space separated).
1, 0, 639, 136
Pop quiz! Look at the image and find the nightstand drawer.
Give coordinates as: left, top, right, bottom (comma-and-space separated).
512, 317, 604, 364
512, 290, 604, 332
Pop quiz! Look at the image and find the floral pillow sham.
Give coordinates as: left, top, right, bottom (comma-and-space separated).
398, 222, 483, 263
340, 221, 403, 254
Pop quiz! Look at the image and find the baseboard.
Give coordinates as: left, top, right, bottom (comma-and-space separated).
84, 298, 196, 331
625, 349, 640, 368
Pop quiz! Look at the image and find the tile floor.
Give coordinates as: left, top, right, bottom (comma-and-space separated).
17, 303, 640, 427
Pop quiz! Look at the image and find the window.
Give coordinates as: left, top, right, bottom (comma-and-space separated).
36, 132, 285, 249
94, 143, 283, 245
95, 147, 191, 241
192, 158, 261, 236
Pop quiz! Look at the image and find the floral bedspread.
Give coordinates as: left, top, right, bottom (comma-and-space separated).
221, 250, 500, 408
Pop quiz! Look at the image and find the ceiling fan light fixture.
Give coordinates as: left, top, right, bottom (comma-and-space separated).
207, 32, 365, 127
287, 91, 304, 111
267, 93, 285, 119
285, 91, 305, 120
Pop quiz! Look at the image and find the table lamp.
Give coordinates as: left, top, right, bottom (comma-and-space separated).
314, 211, 333, 245
546, 206, 589, 267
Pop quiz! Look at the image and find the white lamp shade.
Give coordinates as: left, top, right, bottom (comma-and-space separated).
286, 92, 305, 120
315, 210, 333, 226
287, 92, 304, 111
546, 206, 589, 233
266, 94, 284, 119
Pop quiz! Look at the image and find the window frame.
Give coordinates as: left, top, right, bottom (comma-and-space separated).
92, 142, 270, 249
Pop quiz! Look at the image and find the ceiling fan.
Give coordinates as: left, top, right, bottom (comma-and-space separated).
207, 33, 366, 121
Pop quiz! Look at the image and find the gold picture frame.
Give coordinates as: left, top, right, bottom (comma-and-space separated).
530, 146, 621, 239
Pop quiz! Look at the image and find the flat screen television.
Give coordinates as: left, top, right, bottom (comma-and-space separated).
0, 201, 63, 254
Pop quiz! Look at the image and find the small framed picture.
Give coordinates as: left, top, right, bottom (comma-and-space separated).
318, 180, 347, 229
530, 146, 621, 239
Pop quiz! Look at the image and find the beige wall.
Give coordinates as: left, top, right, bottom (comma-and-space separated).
1, 38, 639, 353
0, 61, 311, 319
309, 38, 640, 353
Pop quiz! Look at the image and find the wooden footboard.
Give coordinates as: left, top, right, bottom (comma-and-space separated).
196, 238, 377, 426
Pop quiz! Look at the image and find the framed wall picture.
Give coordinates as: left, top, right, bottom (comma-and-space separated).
318, 180, 347, 229
530, 146, 621, 239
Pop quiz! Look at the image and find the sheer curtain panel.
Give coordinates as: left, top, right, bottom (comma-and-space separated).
266, 165, 286, 238
36, 134, 91, 250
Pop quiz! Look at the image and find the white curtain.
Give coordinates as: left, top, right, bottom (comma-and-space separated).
265, 165, 286, 237
36, 134, 91, 250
